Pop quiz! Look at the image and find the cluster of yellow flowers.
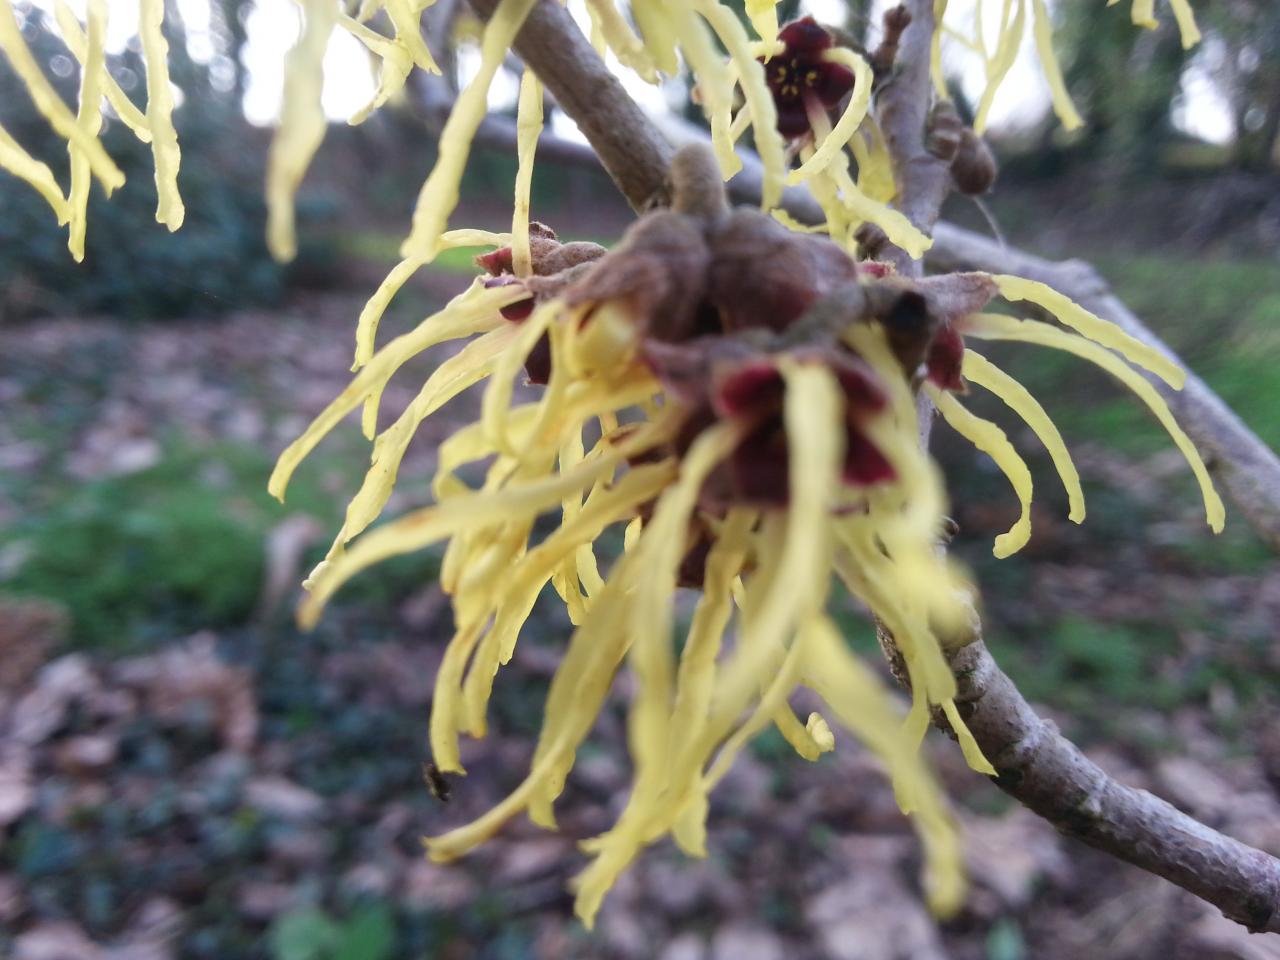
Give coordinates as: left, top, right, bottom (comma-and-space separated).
3, 0, 1219, 926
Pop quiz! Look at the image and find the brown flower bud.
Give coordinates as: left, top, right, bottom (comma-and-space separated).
926, 101, 964, 163
561, 210, 711, 342
670, 143, 729, 222
707, 209, 859, 334
951, 128, 998, 195
871, 5, 912, 77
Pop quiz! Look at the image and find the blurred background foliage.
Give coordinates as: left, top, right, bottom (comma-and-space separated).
0, 1, 1278, 958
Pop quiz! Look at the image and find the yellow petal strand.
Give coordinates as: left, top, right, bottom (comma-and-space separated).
744, 0, 779, 46
532, 554, 647, 833
552, 427, 590, 625
384, 0, 439, 72
269, 279, 512, 501
454, 461, 678, 751
585, 3, 609, 56
770, 696, 832, 761
665, 509, 756, 782
941, 699, 997, 776
631, 0, 680, 76
697, 611, 812, 790
694, 0, 784, 208
429, 620, 485, 772
1131, 0, 1157, 28
300, 464, 604, 629
1029, 0, 1083, 130
787, 48, 874, 185
352, 229, 511, 370
802, 616, 966, 917
571, 422, 745, 927
973, 0, 1026, 135
432, 403, 539, 503
480, 302, 558, 455
669, 3, 741, 180
696, 363, 845, 773
0, 123, 69, 223
338, 15, 413, 125
929, 384, 1034, 557
832, 530, 956, 735
354, 257, 426, 373
930, 0, 950, 97
849, 122, 897, 205
53, 0, 151, 143
430, 461, 676, 771
671, 517, 784, 857
805, 162, 851, 251
1168, 0, 1201, 49
266, 0, 336, 261
636, 430, 744, 757
139, 0, 184, 228
401, 0, 537, 260
805, 712, 835, 751
338, 325, 519, 544
585, 0, 659, 82
771, 209, 828, 233
843, 323, 949, 544
966, 312, 1225, 532
299, 416, 676, 625
0, 1, 122, 192
511, 69, 543, 278
657, 364, 844, 858
428, 548, 648, 863
803, 105, 931, 259
992, 274, 1185, 387
961, 348, 1085, 523
65, 0, 106, 262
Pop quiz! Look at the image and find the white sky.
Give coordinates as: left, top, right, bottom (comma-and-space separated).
28, 0, 1233, 143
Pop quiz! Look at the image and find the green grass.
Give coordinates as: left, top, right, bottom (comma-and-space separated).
0, 439, 440, 652
984, 610, 1280, 745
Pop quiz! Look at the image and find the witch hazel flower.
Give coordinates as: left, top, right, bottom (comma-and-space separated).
760, 16, 857, 138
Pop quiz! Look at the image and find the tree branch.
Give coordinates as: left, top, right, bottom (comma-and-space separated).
873, 0, 951, 277
468, 0, 672, 213
950, 637, 1280, 933
464, 0, 1280, 934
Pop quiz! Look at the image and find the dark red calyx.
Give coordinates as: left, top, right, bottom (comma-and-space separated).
523, 333, 552, 385
476, 247, 514, 276
843, 425, 896, 486
827, 349, 889, 414
713, 361, 785, 418
699, 350, 896, 507
925, 324, 965, 392
855, 261, 894, 280
483, 276, 535, 322
777, 16, 832, 57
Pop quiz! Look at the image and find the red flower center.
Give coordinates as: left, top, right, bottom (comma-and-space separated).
762, 17, 856, 138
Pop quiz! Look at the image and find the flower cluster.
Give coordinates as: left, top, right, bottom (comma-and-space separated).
277, 145, 992, 922
272, 140, 1222, 922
